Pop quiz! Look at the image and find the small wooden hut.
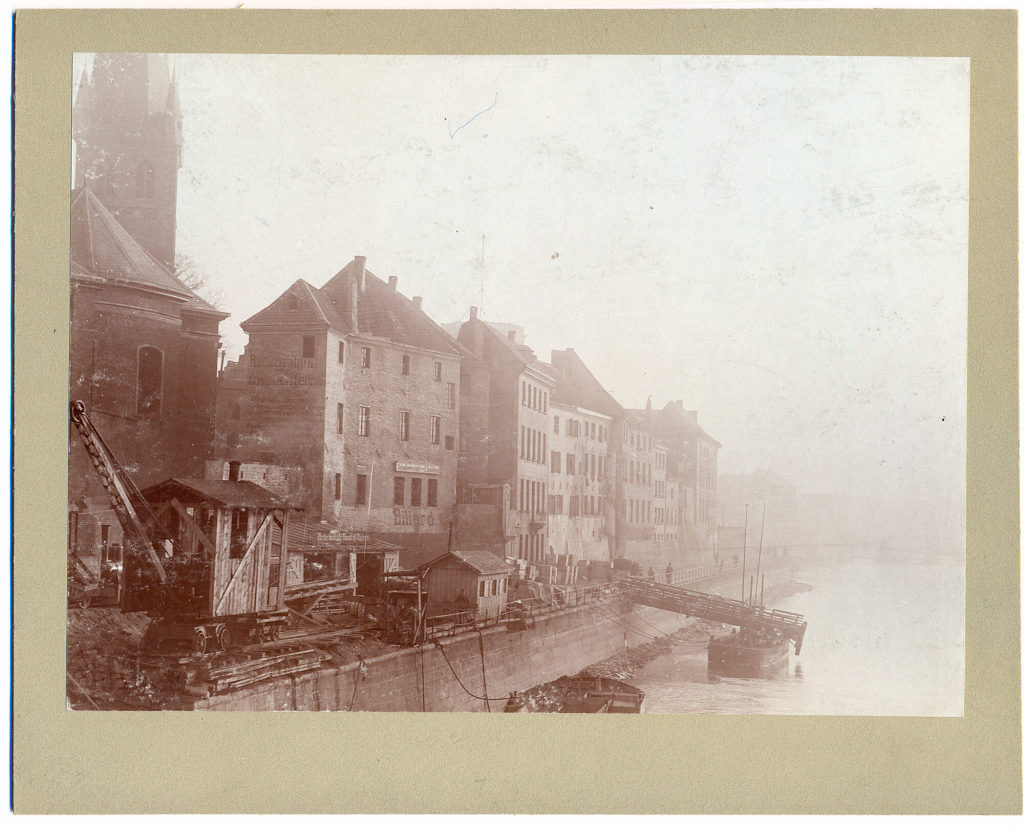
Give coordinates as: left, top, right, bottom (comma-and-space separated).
135, 477, 301, 637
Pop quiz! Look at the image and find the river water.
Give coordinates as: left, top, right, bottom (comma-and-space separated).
633, 556, 965, 715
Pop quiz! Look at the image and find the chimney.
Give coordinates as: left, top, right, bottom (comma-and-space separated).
387, 276, 398, 291
412, 296, 422, 310
228, 460, 241, 482
507, 330, 516, 344
354, 255, 367, 291
469, 306, 478, 321
348, 257, 363, 332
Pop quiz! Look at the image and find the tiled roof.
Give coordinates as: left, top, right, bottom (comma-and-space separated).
243, 259, 465, 357
549, 349, 624, 419
445, 549, 514, 575
69, 187, 225, 317
141, 478, 302, 510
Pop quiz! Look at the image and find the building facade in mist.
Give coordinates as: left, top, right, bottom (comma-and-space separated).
455, 309, 556, 564
546, 399, 612, 564
69, 187, 227, 569
72, 53, 183, 269
633, 401, 721, 555
216, 257, 465, 556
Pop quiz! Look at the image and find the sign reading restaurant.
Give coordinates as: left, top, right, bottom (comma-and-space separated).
395, 461, 441, 475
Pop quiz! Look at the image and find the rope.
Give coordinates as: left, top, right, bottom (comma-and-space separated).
477, 630, 491, 712
433, 641, 509, 703
347, 657, 365, 711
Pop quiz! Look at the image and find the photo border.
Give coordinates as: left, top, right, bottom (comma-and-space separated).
12, 9, 1020, 814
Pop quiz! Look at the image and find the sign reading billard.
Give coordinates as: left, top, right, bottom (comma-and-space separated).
395, 461, 441, 475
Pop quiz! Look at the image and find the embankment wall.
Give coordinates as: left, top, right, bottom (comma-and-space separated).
191, 598, 688, 712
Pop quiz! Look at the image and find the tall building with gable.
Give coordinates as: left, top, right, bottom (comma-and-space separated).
216, 257, 465, 557
73, 53, 183, 268
455, 309, 556, 565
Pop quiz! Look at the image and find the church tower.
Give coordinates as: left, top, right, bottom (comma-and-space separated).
72, 53, 183, 269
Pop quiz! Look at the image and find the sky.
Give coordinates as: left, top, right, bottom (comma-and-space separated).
72, 53, 969, 504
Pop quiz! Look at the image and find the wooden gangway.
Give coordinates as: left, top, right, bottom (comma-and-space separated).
621, 577, 808, 654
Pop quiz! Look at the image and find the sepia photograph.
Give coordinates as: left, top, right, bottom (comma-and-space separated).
66, 51, 967, 716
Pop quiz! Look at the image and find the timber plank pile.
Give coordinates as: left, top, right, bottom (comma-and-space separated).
189, 646, 329, 696
621, 577, 808, 653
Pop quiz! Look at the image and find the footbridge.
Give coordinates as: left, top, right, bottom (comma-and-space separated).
621, 578, 808, 654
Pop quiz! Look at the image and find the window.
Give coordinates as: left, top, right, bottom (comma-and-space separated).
479, 580, 486, 598
399, 411, 410, 441
445, 435, 454, 451
338, 341, 344, 363
361, 347, 371, 368
411, 478, 422, 506
522, 381, 527, 405
427, 479, 438, 507
335, 474, 342, 501
355, 474, 367, 506
553, 416, 559, 434
136, 346, 163, 418
598, 456, 604, 479
230, 509, 248, 558
434, 362, 442, 382
302, 336, 315, 358
402, 354, 410, 375
569, 495, 580, 517
520, 426, 526, 459
394, 477, 405, 506
446, 382, 455, 410
358, 406, 370, 436
550, 451, 561, 473
430, 416, 441, 445
288, 296, 299, 312
337, 403, 344, 434
566, 454, 576, 475
549, 494, 563, 514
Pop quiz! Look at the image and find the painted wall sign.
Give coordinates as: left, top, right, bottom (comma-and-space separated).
395, 461, 441, 475
393, 508, 438, 527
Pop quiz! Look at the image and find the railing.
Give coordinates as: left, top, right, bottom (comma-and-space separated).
423, 581, 619, 641
419, 560, 786, 642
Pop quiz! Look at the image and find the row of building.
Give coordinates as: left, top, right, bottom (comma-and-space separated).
68, 53, 720, 588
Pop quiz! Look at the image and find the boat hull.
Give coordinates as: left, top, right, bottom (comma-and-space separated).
708, 635, 789, 676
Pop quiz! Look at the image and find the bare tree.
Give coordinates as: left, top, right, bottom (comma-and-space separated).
173, 253, 224, 307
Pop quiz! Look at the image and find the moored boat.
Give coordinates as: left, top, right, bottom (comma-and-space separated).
708, 627, 790, 676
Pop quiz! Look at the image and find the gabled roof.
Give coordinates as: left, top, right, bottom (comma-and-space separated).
436, 549, 513, 575
243, 258, 465, 357
549, 349, 624, 419
70, 187, 225, 317
141, 478, 302, 510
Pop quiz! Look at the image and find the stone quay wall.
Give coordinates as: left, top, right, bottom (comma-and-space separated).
190, 598, 690, 712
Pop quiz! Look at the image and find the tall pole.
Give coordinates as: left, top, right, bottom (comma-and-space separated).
755, 503, 766, 604
741, 504, 748, 603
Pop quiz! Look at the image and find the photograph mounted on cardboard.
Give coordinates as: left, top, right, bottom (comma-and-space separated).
67, 52, 966, 715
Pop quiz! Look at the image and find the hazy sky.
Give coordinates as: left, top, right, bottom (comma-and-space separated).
72, 54, 969, 501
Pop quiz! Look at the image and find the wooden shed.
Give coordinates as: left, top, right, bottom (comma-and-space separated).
137, 477, 300, 634
424, 549, 513, 621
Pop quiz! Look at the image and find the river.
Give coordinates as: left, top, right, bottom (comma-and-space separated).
633, 556, 965, 715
